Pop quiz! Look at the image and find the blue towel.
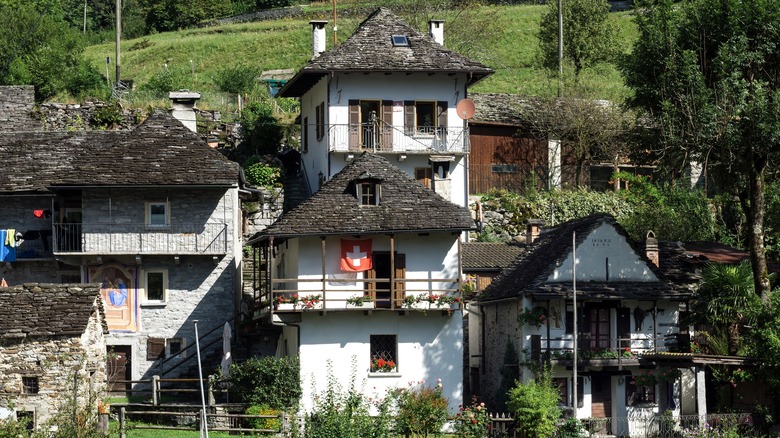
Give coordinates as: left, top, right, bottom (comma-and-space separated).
0, 231, 15, 262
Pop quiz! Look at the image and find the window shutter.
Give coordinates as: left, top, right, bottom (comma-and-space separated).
437, 101, 447, 127
382, 100, 393, 149
404, 101, 415, 135
393, 253, 406, 307
147, 338, 165, 360
302, 116, 309, 153
349, 100, 359, 150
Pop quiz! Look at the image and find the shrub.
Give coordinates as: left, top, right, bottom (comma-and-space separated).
246, 404, 281, 434
92, 105, 124, 130
506, 371, 561, 438
453, 397, 491, 438
141, 65, 191, 98
213, 64, 259, 95
240, 100, 283, 155
392, 379, 449, 437
243, 156, 282, 188
229, 356, 301, 409
558, 417, 587, 438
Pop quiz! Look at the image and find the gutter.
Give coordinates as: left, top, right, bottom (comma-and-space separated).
238, 168, 264, 202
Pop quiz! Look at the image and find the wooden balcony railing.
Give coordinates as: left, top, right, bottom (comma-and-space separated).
53, 222, 229, 255
530, 333, 691, 363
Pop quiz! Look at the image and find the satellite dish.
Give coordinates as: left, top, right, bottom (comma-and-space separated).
456, 98, 476, 120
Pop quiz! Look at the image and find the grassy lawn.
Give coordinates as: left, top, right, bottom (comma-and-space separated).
83, 3, 638, 112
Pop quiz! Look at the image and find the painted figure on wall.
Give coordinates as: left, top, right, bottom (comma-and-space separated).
90, 263, 138, 332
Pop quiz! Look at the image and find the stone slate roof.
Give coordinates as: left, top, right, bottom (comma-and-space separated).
478, 214, 698, 303
279, 7, 494, 97
0, 111, 239, 193
462, 242, 524, 271
470, 93, 536, 126
0, 284, 106, 341
253, 152, 474, 239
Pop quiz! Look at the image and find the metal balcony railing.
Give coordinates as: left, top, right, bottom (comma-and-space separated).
53, 222, 228, 255
326, 123, 469, 154
529, 334, 691, 363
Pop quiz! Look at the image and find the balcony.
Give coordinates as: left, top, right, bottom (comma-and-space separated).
529, 333, 691, 366
52, 222, 228, 255
326, 123, 469, 154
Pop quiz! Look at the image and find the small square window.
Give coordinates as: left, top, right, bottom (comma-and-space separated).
166, 338, 187, 358
16, 411, 34, 431
416, 102, 436, 132
626, 380, 656, 405
370, 334, 397, 372
22, 377, 38, 394
358, 183, 379, 206
146, 202, 169, 227
143, 270, 167, 303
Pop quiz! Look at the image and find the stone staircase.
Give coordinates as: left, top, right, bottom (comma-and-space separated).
282, 172, 310, 212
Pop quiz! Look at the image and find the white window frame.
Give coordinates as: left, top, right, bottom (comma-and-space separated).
145, 201, 170, 228
358, 182, 380, 206
141, 269, 168, 305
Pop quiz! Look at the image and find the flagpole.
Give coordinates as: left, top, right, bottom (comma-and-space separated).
572, 231, 578, 419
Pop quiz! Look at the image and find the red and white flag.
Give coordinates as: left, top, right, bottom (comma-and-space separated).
341, 239, 372, 272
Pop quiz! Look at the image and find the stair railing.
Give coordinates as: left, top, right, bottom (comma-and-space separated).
159, 318, 235, 379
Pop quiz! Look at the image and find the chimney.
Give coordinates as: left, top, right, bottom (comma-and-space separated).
429, 157, 452, 201
645, 231, 659, 267
428, 19, 445, 45
168, 90, 201, 133
526, 219, 545, 245
310, 20, 328, 58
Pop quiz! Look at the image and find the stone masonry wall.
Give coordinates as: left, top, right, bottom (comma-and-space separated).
480, 300, 523, 410
0, 86, 42, 132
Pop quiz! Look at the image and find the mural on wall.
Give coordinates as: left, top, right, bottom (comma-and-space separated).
88, 263, 138, 332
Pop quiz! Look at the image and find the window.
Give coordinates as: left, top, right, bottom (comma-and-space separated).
405, 101, 446, 135
626, 380, 656, 405
142, 270, 168, 303
416, 101, 436, 132
166, 338, 187, 358
316, 102, 325, 140
145, 202, 169, 227
16, 411, 34, 431
391, 35, 409, 47
370, 334, 397, 372
358, 182, 380, 206
22, 377, 38, 394
415, 167, 432, 189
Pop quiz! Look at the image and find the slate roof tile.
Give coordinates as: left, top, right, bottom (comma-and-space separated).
462, 242, 525, 271
0, 284, 106, 340
256, 152, 474, 238
0, 111, 238, 193
280, 8, 493, 97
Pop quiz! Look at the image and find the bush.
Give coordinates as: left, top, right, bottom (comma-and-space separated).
213, 64, 259, 95
229, 356, 301, 409
141, 66, 191, 98
240, 100, 283, 155
246, 404, 281, 434
558, 418, 587, 438
392, 379, 449, 437
506, 372, 560, 438
243, 156, 282, 188
453, 397, 491, 438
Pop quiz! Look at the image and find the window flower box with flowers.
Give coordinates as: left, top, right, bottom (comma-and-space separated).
299, 294, 322, 310
519, 307, 547, 328
371, 358, 397, 373
274, 293, 298, 310
346, 294, 374, 308
420, 294, 462, 309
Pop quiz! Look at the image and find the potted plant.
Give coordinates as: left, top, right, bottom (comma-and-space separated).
370, 358, 397, 373
299, 294, 322, 310
274, 293, 298, 310
346, 294, 374, 308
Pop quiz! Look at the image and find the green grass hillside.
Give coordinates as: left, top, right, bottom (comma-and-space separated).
83, 3, 637, 116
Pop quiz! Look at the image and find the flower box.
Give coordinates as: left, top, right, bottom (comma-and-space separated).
275, 303, 295, 311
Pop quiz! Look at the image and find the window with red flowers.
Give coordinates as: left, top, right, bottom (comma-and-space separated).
370, 334, 397, 372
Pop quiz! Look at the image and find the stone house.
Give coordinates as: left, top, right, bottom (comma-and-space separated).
476, 214, 707, 436
248, 152, 474, 413
0, 110, 246, 389
0, 284, 107, 429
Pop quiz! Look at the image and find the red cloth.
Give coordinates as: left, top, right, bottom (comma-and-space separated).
33, 210, 44, 218
340, 239, 372, 272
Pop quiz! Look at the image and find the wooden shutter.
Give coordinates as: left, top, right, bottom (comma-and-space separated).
302, 116, 309, 153
617, 307, 631, 348
365, 265, 376, 302
404, 101, 415, 135
382, 100, 393, 150
349, 100, 359, 150
147, 338, 165, 360
394, 254, 406, 307
437, 101, 448, 142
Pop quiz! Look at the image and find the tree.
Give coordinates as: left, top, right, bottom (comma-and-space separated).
506, 370, 561, 438
537, 0, 617, 81
622, 0, 780, 299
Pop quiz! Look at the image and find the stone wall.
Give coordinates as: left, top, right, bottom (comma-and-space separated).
38, 101, 141, 131
245, 187, 284, 238
0, 86, 42, 132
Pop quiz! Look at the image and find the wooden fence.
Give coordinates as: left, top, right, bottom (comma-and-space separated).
117, 406, 286, 437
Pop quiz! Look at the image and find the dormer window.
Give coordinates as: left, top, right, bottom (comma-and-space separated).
358, 182, 380, 205
391, 35, 409, 47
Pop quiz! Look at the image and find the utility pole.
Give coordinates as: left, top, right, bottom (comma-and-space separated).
333, 0, 338, 44
83, 0, 87, 33
115, 0, 121, 86
557, 0, 563, 97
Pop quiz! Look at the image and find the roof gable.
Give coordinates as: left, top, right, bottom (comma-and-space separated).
479, 214, 693, 302
257, 152, 474, 238
0, 111, 238, 192
280, 8, 493, 97
0, 284, 106, 341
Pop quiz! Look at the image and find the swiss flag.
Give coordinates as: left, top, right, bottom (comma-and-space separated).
341, 239, 372, 272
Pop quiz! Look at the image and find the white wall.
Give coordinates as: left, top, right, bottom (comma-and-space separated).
548, 223, 658, 282
296, 311, 463, 414
299, 77, 330, 193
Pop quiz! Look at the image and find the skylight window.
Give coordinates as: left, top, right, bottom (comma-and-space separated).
391, 35, 409, 47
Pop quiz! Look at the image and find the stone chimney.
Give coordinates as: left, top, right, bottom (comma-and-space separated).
168, 90, 200, 133
428, 19, 445, 45
310, 20, 328, 58
526, 219, 545, 245
645, 231, 659, 267
430, 157, 453, 201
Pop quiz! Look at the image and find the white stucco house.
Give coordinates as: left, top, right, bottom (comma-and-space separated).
476, 214, 709, 436
277, 7, 493, 208
248, 152, 475, 413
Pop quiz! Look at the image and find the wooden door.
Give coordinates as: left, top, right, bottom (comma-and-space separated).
107, 346, 132, 395
591, 375, 612, 434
